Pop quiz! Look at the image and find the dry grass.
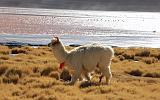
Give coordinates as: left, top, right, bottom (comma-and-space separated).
0, 45, 160, 100
0, 45, 10, 55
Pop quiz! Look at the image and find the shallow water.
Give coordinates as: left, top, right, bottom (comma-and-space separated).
0, 7, 160, 48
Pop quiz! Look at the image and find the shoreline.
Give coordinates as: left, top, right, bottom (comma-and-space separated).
0, 43, 159, 49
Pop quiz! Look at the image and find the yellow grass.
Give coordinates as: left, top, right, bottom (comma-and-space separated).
0, 45, 160, 100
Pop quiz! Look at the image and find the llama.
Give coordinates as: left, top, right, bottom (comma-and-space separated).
48, 37, 114, 85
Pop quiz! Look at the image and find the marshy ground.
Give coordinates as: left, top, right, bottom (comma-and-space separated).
0, 45, 160, 100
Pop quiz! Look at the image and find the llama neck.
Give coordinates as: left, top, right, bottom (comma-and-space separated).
53, 42, 69, 63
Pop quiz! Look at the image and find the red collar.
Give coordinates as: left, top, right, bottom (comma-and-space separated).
59, 62, 65, 69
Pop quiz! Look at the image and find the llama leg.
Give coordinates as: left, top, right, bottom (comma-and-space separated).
84, 72, 91, 81
99, 75, 104, 83
80, 70, 90, 81
78, 75, 83, 81
66, 67, 82, 85
100, 66, 112, 85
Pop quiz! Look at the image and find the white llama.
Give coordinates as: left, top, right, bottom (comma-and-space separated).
48, 37, 114, 85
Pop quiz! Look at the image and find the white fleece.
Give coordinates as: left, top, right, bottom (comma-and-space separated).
50, 41, 114, 85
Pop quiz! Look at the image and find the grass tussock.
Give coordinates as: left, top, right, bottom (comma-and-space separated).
0, 45, 160, 100
11, 47, 28, 54
112, 57, 119, 63
126, 69, 143, 76
0, 66, 8, 76
0, 55, 10, 60
144, 72, 160, 78
150, 53, 160, 60
2, 68, 23, 84
60, 69, 71, 81
114, 48, 160, 63
4, 68, 23, 78
49, 71, 60, 80
127, 69, 160, 78
0, 45, 10, 55
41, 67, 55, 76
117, 55, 125, 61
135, 49, 150, 57
2, 75, 19, 84
142, 57, 158, 64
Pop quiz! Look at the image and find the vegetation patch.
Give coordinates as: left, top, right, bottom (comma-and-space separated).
60, 69, 71, 81
0, 46, 160, 100
142, 57, 158, 64
4, 68, 23, 78
0, 46, 10, 55
0, 66, 8, 76
117, 55, 125, 61
126, 69, 143, 76
122, 53, 134, 60
0, 55, 9, 60
49, 71, 60, 80
151, 53, 160, 60
135, 50, 150, 57
2, 75, 19, 84
11, 48, 28, 54
127, 70, 160, 78
144, 72, 160, 78
41, 67, 55, 76
112, 57, 119, 63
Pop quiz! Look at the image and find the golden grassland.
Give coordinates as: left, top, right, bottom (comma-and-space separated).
0, 45, 160, 100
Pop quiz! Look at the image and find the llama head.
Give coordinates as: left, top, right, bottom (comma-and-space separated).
48, 37, 61, 48
48, 36, 67, 63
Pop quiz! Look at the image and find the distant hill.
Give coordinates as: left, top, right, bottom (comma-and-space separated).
0, 0, 160, 12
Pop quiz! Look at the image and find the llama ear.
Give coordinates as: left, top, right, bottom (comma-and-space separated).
53, 36, 59, 42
